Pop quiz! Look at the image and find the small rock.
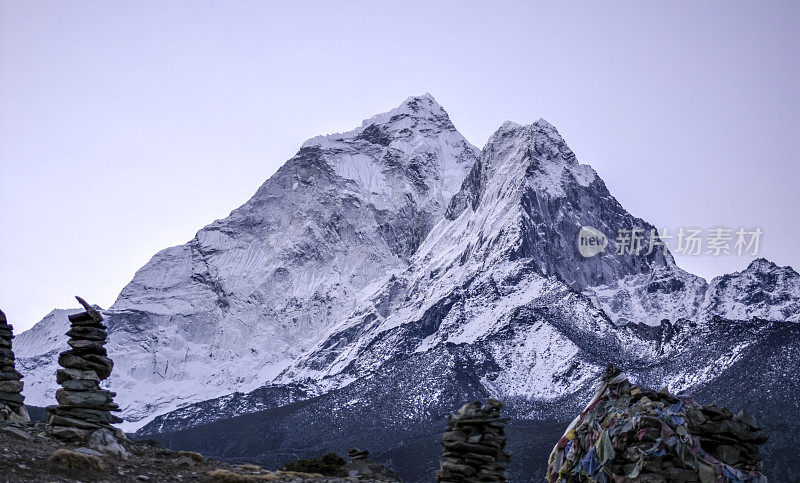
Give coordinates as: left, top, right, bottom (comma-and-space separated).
74, 446, 105, 457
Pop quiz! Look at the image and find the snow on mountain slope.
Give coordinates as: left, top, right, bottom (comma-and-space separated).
272, 120, 666, 395
16, 94, 478, 429
14, 308, 83, 360
698, 258, 800, 322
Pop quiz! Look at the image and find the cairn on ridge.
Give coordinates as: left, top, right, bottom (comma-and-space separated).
46, 296, 123, 444
436, 399, 510, 482
0, 309, 30, 423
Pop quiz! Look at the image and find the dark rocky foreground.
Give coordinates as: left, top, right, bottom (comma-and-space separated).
0, 419, 400, 482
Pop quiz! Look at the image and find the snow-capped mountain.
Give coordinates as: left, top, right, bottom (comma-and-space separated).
130, 115, 800, 480
15, 95, 800, 480
16, 94, 479, 427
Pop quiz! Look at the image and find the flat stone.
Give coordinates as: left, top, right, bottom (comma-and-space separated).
58, 352, 112, 379
0, 380, 23, 393
442, 441, 498, 455
57, 368, 101, 383
62, 379, 100, 391
49, 424, 92, 440
463, 452, 496, 463
0, 371, 22, 382
49, 406, 121, 422
66, 327, 107, 341
0, 391, 24, 404
69, 319, 106, 329
68, 339, 107, 351
56, 388, 113, 407
441, 461, 477, 476
68, 311, 95, 323
58, 403, 120, 412
48, 414, 105, 430
442, 431, 467, 442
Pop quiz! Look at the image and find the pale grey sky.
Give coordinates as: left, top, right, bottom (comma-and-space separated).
2, 1, 799, 331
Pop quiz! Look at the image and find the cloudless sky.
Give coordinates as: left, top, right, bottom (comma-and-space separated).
2, 1, 799, 331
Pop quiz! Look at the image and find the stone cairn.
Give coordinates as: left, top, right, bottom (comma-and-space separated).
46, 296, 122, 442
0, 309, 30, 423
436, 399, 510, 482
348, 447, 370, 462
546, 364, 767, 482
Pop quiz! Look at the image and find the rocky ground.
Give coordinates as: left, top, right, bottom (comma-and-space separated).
0, 421, 399, 482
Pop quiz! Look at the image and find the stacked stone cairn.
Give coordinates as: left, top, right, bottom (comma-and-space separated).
436, 399, 510, 482
546, 364, 768, 482
348, 447, 370, 462
46, 296, 123, 442
0, 309, 30, 423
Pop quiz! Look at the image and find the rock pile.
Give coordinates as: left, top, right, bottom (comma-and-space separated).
46, 297, 123, 444
546, 365, 768, 482
348, 447, 370, 462
0, 309, 29, 423
436, 399, 510, 482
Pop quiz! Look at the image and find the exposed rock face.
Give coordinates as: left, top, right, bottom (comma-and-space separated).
46, 297, 123, 444
546, 366, 767, 482
436, 399, 510, 482
0, 309, 29, 423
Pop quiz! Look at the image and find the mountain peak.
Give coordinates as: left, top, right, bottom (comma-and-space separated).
746, 257, 780, 272
401, 92, 439, 107
487, 119, 568, 155
362, 92, 448, 126
302, 94, 453, 149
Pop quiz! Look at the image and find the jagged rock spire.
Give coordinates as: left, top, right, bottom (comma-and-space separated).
0, 309, 30, 423
46, 297, 123, 445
